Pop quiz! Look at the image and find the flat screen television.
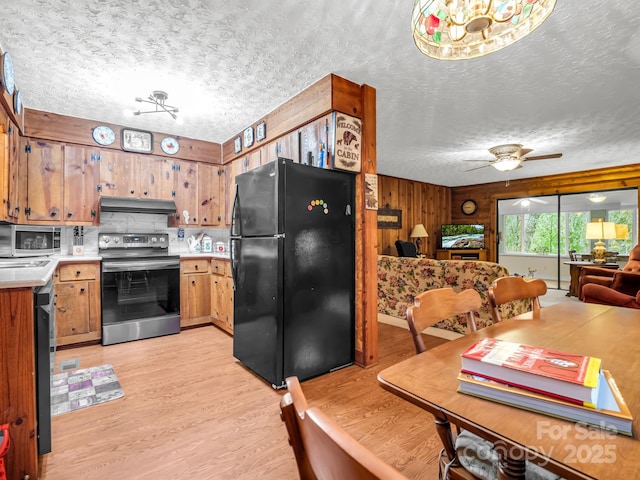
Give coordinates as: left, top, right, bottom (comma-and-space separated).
441, 224, 485, 249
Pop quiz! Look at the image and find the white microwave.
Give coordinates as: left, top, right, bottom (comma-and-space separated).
0, 225, 62, 257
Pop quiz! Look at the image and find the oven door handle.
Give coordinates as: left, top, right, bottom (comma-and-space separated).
102, 259, 180, 272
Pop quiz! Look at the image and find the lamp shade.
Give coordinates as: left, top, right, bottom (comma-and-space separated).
585, 221, 616, 240
410, 224, 429, 238
615, 224, 629, 240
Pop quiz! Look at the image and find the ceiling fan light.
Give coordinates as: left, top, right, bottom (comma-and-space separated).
492, 158, 522, 171
588, 193, 607, 203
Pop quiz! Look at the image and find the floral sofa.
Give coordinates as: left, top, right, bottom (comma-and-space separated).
378, 255, 529, 333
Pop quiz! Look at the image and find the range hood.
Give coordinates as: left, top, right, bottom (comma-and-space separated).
99, 197, 177, 214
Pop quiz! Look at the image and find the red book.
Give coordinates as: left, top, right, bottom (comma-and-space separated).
460, 338, 602, 407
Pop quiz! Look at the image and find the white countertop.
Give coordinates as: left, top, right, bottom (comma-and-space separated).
180, 253, 230, 260
0, 252, 230, 289
0, 257, 59, 289
0, 255, 103, 289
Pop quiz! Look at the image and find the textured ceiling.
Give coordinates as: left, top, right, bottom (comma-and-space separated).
0, 1, 639, 187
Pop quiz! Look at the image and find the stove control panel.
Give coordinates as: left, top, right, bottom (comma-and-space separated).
99, 233, 169, 250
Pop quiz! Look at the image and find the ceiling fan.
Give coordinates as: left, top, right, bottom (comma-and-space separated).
464, 144, 563, 172
512, 197, 548, 207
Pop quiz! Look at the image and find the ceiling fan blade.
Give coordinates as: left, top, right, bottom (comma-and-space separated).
465, 164, 491, 172
463, 159, 494, 163
522, 153, 563, 161
514, 148, 533, 159
529, 198, 548, 204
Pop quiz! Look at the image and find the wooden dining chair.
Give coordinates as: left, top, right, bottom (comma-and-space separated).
488, 276, 548, 323
406, 287, 482, 354
279, 376, 409, 480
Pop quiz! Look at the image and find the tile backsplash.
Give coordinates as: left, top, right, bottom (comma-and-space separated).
60, 212, 229, 255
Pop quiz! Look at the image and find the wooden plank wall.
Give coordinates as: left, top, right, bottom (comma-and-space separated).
378, 164, 640, 262
377, 175, 451, 258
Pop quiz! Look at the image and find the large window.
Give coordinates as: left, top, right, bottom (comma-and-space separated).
499, 189, 637, 257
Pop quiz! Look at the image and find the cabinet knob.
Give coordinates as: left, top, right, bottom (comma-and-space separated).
50, 211, 57, 217
130, 190, 135, 194
195, 265, 198, 270
143, 191, 148, 196
76, 271, 81, 275
67, 212, 73, 217
80, 288, 85, 293
191, 280, 195, 285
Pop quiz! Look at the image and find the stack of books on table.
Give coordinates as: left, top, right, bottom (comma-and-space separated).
457, 338, 633, 436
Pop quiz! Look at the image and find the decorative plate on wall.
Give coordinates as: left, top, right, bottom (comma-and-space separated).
1, 51, 15, 95
161, 137, 180, 155
13, 88, 22, 115
92, 125, 116, 146
121, 128, 153, 153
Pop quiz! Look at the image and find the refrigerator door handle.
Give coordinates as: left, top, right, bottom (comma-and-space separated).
230, 238, 238, 291
230, 183, 240, 238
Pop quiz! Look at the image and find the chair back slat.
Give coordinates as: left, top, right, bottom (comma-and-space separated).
488, 276, 547, 323
407, 288, 482, 354
280, 377, 409, 480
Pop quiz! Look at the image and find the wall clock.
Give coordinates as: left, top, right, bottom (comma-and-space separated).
1, 51, 15, 95
461, 199, 478, 215
92, 125, 115, 146
161, 137, 180, 155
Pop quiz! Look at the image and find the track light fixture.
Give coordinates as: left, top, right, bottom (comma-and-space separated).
124, 90, 181, 122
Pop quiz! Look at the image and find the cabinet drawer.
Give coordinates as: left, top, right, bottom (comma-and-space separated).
211, 259, 230, 276
57, 263, 98, 282
182, 258, 210, 274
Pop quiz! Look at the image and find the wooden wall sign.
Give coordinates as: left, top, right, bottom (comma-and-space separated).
377, 208, 402, 229
333, 112, 361, 173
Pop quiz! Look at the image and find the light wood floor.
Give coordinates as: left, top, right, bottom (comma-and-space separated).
41, 323, 448, 480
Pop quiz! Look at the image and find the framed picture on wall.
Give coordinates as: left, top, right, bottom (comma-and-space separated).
333, 112, 362, 173
121, 128, 153, 153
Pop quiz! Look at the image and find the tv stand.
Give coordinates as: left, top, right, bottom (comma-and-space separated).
436, 249, 486, 261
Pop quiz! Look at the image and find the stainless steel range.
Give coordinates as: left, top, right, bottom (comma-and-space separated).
99, 233, 180, 345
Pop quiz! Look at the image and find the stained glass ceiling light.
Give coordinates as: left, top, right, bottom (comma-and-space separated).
411, 0, 557, 60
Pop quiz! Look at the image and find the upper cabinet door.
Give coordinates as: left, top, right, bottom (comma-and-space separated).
99, 149, 139, 197
171, 159, 199, 226
199, 163, 222, 226
63, 144, 98, 224
139, 155, 174, 200
26, 140, 63, 222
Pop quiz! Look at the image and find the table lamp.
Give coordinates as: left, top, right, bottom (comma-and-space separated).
609, 224, 629, 251
410, 224, 428, 255
585, 220, 616, 263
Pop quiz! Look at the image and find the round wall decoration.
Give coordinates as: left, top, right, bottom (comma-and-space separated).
1, 51, 15, 95
161, 137, 180, 155
461, 199, 478, 215
92, 125, 116, 146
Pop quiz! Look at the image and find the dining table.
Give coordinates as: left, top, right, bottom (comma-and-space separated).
377, 302, 640, 479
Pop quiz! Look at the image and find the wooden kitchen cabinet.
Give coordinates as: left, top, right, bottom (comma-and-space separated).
99, 149, 139, 197
0, 120, 22, 222
180, 258, 211, 327
223, 158, 242, 226
262, 130, 300, 164
198, 163, 223, 226
171, 159, 199, 226
63, 144, 99, 223
211, 258, 234, 334
25, 140, 64, 222
299, 113, 333, 168
54, 261, 101, 346
139, 155, 174, 199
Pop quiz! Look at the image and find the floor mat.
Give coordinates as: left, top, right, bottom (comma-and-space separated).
51, 364, 124, 416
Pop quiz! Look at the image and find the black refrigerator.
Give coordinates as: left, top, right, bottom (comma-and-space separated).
230, 158, 355, 389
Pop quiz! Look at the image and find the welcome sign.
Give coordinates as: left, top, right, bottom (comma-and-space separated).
333, 112, 362, 173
